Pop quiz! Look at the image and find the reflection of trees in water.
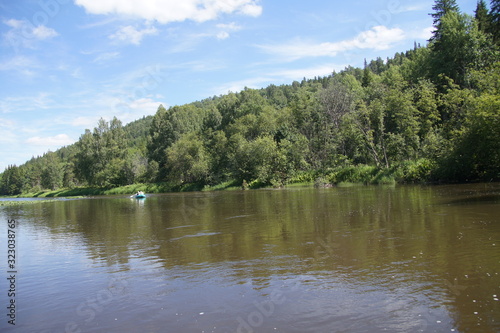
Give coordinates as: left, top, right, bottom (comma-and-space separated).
13, 184, 500, 332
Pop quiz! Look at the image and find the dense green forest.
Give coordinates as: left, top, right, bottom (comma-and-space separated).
1, 0, 499, 196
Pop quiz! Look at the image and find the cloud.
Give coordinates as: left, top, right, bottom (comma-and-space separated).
32, 25, 59, 39
216, 31, 230, 40
70, 97, 163, 129
414, 26, 434, 40
216, 22, 242, 30
93, 51, 120, 63
0, 92, 53, 114
75, 0, 262, 23
217, 76, 271, 94
259, 25, 405, 61
394, 4, 429, 13
26, 134, 74, 146
270, 64, 345, 80
0, 56, 39, 76
114, 97, 163, 122
216, 21, 242, 39
2, 19, 58, 49
214, 63, 346, 95
71, 116, 97, 127
109, 25, 158, 45
0, 118, 15, 128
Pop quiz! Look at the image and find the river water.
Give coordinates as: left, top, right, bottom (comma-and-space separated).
1, 184, 499, 332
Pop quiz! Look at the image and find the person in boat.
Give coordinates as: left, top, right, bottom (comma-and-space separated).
135, 191, 144, 196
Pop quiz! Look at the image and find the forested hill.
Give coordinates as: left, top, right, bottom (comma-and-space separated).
1, 0, 499, 196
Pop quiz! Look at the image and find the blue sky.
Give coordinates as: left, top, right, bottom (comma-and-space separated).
0, 0, 477, 172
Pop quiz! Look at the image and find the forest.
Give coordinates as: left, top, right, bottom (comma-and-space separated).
1, 0, 499, 196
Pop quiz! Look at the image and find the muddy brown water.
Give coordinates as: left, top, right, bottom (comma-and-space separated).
1, 183, 499, 332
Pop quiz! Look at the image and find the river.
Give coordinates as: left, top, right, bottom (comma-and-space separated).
1, 183, 499, 332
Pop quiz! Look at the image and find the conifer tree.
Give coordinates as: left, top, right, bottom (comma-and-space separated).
475, 0, 490, 33
491, 0, 500, 42
430, 0, 460, 40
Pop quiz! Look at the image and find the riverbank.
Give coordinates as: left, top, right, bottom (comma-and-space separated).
5, 161, 438, 198
0, 198, 69, 206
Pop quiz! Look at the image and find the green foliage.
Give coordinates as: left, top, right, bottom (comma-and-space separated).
4, 2, 500, 195
491, 0, 500, 43
0, 165, 24, 195
475, 0, 491, 33
40, 152, 64, 190
431, 0, 460, 38
165, 133, 210, 184
439, 63, 500, 181
74, 117, 127, 186
398, 159, 437, 183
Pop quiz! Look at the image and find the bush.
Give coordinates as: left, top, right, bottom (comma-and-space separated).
399, 159, 436, 183
329, 165, 378, 184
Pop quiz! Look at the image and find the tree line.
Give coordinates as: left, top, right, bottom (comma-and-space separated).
1, 0, 499, 195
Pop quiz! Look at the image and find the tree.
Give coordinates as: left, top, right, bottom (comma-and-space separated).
147, 104, 170, 166
319, 80, 354, 129
439, 63, 500, 180
229, 135, 283, 184
430, 11, 496, 87
147, 104, 206, 179
0, 165, 24, 195
74, 117, 127, 186
430, 0, 460, 49
475, 0, 491, 33
491, 0, 500, 43
431, 0, 460, 29
40, 152, 63, 190
413, 79, 440, 139
165, 133, 209, 184
74, 129, 95, 185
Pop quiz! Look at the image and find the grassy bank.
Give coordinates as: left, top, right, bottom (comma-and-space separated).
0, 198, 67, 206
9, 160, 435, 198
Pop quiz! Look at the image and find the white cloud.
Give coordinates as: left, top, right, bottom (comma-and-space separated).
216, 21, 242, 39
216, 76, 271, 94
216, 31, 230, 40
110, 25, 158, 45
32, 25, 59, 39
214, 63, 346, 95
75, 0, 262, 23
0, 56, 38, 76
394, 4, 429, 13
259, 25, 405, 61
0, 118, 15, 128
69, 97, 162, 129
114, 97, 163, 122
270, 64, 345, 80
71, 116, 97, 127
26, 134, 74, 146
216, 22, 242, 30
2, 19, 58, 49
0, 92, 53, 113
93, 51, 120, 63
415, 26, 434, 40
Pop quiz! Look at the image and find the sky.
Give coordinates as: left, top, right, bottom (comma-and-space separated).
0, 0, 478, 172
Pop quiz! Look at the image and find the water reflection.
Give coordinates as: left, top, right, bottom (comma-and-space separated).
1, 184, 499, 332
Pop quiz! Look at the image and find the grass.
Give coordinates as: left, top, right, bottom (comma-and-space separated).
202, 180, 242, 191
8, 161, 436, 198
285, 182, 315, 188
0, 199, 65, 206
